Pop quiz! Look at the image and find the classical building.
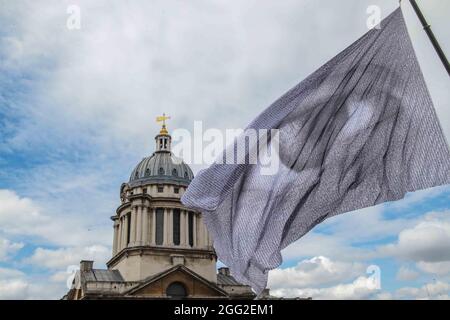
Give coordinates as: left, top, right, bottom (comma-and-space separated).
64, 116, 262, 299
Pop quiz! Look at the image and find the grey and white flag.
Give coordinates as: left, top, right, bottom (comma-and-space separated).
181, 8, 450, 294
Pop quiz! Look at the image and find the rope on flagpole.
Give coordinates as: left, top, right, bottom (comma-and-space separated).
408, 0, 450, 77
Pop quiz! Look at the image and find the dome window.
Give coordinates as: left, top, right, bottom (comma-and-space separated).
159, 167, 165, 175
157, 185, 164, 193
172, 168, 178, 176
184, 172, 188, 179
134, 171, 139, 179
145, 168, 150, 177
174, 187, 179, 194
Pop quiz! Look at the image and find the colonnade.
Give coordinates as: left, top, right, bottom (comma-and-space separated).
112, 207, 210, 255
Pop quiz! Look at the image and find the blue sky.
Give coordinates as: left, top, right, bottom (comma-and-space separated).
1, 0, 450, 299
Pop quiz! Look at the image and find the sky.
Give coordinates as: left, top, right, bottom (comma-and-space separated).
0, 0, 449, 299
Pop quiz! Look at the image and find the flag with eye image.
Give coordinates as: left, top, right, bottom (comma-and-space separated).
181, 8, 450, 294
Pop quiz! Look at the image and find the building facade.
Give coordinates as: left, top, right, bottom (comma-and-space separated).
64, 119, 261, 299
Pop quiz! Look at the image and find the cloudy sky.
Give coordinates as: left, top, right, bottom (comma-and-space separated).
0, 0, 449, 299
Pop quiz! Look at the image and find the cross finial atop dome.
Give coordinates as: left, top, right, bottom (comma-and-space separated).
155, 113, 172, 152
156, 113, 171, 135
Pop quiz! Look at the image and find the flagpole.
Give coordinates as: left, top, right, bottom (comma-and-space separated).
408, 0, 450, 77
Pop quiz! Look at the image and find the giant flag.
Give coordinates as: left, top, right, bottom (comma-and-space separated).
181, 8, 450, 294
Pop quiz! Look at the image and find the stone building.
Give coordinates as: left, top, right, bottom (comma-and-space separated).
64, 118, 261, 299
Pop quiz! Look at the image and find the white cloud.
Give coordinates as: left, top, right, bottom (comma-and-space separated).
396, 266, 420, 281
417, 261, 450, 276
320, 205, 418, 242
0, 237, 24, 261
268, 256, 366, 289
0, 279, 29, 300
281, 204, 420, 263
0, 189, 48, 235
50, 271, 72, 283
25, 245, 110, 270
0, 267, 26, 280
375, 292, 393, 300
271, 276, 379, 300
379, 211, 450, 262
0, 188, 112, 247
0, 268, 29, 300
0, 267, 69, 300
268, 256, 382, 299
395, 281, 450, 300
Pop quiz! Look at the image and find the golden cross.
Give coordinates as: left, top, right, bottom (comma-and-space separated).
156, 113, 171, 126
156, 113, 171, 135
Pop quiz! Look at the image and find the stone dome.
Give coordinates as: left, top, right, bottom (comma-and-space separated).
129, 152, 194, 185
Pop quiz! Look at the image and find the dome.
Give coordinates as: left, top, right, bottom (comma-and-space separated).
129, 152, 194, 185
128, 115, 194, 186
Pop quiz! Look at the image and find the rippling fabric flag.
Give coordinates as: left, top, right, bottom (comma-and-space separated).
181, 8, 450, 294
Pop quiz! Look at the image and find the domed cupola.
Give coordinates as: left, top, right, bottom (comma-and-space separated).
129, 114, 194, 186
108, 114, 216, 284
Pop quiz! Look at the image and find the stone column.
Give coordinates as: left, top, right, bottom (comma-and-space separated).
168, 208, 173, 246
116, 219, 122, 253
207, 222, 213, 247
163, 208, 168, 246
136, 206, 143, 246
121, 215, 128, 247
197, 215, 203, 248
130, 207, 137, 246
203, 217, 209, 248
143, 207, 149, 245
112, 221, 118, 255
193, 212, 197, 247
151, 208, 156, 245
180, 210, 186, 246
186, 211, 190, 247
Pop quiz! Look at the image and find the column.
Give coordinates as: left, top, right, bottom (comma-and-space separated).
203, 218, 209, 248
151, 208, 156, 245
112, 221, 118, 255
117, 219, 122, 252
207, 222, 213, 247
197, 215, 203, 248
115, 218, 122, 253
193, 212, 197, 247
186, 211, 190, 246
130, 207, 137, 246
163, 208, 168, 245
136, 206, 143, 246
180, 210, 186, 246
121, 215, 128, 248
143, 207, 149, 245
168, 209, 173, 246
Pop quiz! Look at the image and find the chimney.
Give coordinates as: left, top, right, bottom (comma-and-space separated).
80, 260, 94, 272
218, 267, 230, 276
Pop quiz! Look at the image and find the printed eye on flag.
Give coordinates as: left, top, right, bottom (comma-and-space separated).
181, 8, 450, 294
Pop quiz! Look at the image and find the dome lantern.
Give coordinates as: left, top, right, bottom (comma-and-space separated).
155, 113, 171, 152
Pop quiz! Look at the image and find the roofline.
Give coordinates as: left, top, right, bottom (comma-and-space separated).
128, 176, 191, 187
123, 264, 229, 297
107, 246, 216, 268
115, 196, 196, 216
